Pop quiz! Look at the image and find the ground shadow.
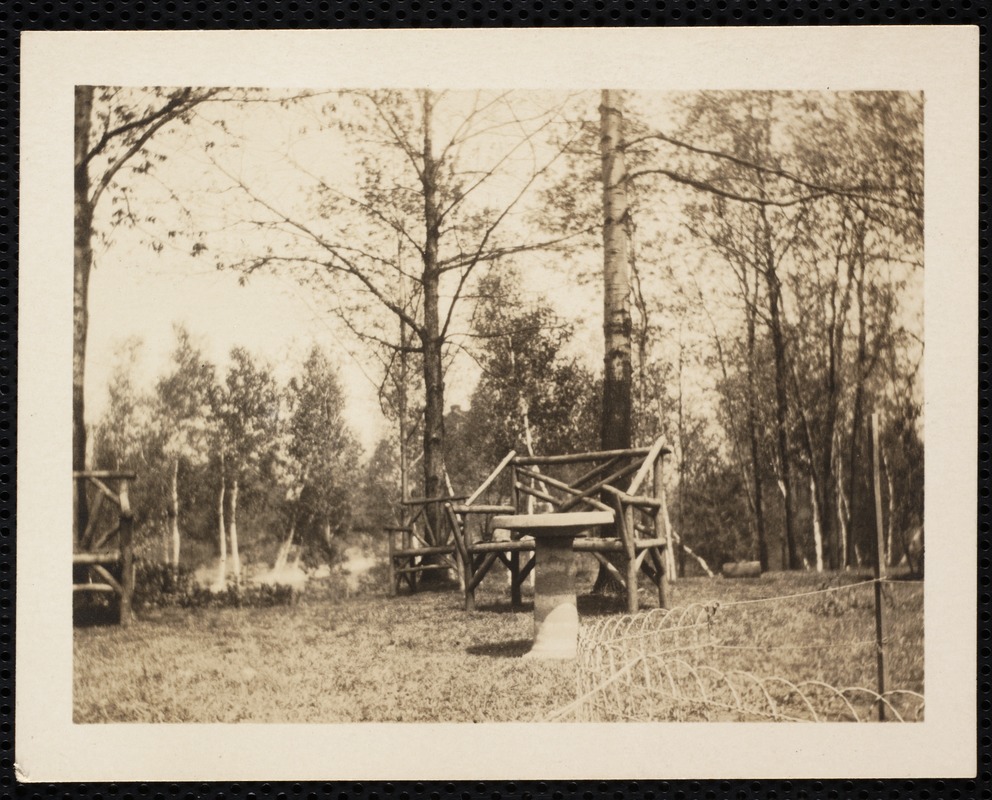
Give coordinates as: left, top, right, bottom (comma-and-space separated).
577, 593, 629, 616
395, 578, 464, 596
73, 598, 121, 627
466, 638, 533, 658
472, 593, 634, 617
474, 600, 534, 614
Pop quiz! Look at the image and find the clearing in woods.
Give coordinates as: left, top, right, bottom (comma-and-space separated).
73, 571, 923, 723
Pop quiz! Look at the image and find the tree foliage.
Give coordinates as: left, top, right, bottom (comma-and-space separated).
286, 346, 362, 558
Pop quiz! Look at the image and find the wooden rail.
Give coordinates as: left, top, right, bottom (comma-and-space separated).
448, 438, 673, 613
386, 493, 463, 595
73, 471, 135, 626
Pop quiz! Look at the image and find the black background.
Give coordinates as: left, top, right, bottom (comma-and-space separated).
3, 3, 988, 798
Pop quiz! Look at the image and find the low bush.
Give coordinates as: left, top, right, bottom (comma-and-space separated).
177, 581, 300, 609
131, 560, 300, 611
132, 561, 198, 609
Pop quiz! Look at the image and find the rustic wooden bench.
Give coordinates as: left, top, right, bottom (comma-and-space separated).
385, 494, 464, 595
73, 471, 136, 626
446, 437, 673, 614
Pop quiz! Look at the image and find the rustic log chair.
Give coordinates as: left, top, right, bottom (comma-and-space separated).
446, 437, 673, 613
385, 494, 464, 595
73, 471, 136, 626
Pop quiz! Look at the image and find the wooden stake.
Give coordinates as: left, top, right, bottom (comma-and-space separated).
871, 412, 887, 720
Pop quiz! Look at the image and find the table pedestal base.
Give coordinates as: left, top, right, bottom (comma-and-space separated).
523, 533, 579, 660
491, 511, 614, 661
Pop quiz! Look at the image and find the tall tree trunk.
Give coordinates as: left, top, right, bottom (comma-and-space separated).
818, 229, 857, 570
882, 447, 894, 568
847, 258, 868, 568
169, 456, 181, 568
599, 89, 633, 452
398, 317, 410, 505
676, 330, 687, 579
818, 426, 838, 570
592, 90, 634, 594
418, 91, 449, 583
810, 473, 824, 572
216, 454, 227, 588
73, 86, 95, 535
703, 279, 766, 571
745, 284, 769, 571
228, 476, 241, 584
791, 361, 830, 572
763, 239, 799, 570
836, 468, 850, 568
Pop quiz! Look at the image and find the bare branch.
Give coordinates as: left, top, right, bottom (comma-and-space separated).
628, 128, 921, 218
628, 167, 830, 208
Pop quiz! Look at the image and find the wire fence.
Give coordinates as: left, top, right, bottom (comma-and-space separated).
545, 578, 924, 722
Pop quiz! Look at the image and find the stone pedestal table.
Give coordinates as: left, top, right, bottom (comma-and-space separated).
491, 511, 615, 659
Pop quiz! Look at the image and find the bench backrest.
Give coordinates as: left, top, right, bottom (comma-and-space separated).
452, 436, 671, 545
73, 471, 135, 554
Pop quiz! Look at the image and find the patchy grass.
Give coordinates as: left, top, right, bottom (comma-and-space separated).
73, 567, 923, 723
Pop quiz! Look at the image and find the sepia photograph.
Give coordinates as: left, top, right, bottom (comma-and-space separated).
70, 84, 925, 724
17, 28, 977, 780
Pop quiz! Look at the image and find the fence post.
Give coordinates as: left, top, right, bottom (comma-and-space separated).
870, 412, 888, 720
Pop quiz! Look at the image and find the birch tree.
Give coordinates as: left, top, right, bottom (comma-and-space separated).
216, 348, 280, 584
155, 326, 217, 568
600, 90, 634, 451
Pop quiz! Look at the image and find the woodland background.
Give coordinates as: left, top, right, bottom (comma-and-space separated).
74, 88, 924, 584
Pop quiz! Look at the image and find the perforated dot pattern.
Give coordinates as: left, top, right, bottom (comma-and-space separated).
1, 1, 988, 797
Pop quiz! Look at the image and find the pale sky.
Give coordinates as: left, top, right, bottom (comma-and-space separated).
85, 244, 399, 449
83, 88, 924, 458
84, 89, 611, 454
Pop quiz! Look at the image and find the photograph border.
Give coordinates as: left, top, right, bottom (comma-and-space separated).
8, 9, 985, 794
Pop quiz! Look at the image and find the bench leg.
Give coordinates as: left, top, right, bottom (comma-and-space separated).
510, 551, 522, 607
465, 555, 478, 611
626, 554, 639, 614
648, 548, 669, 609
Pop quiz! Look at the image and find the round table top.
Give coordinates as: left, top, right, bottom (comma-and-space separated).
491, 511, 615, 537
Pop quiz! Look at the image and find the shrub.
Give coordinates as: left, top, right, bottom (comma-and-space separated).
131, 560, 301, 611
132, 561, 198, 609
177, 582, 300, 609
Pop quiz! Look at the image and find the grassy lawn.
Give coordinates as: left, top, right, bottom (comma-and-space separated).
73, 568, 923, 723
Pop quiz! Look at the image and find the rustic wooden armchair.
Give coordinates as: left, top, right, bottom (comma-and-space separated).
385, 494, 464, 595
73, 471, 136, 626
446, 437, 672, 613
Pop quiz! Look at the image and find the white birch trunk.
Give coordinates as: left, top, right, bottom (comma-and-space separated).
661, 492, 679, 580
215, 461, 227, 589
836, 462, 849, 571
169, 456, 181, 568
666, 524, 714, 578
229, 477, 241, 584
273, 520, 295, 571
883, 449, 895, 568
810, 474, 824, 573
